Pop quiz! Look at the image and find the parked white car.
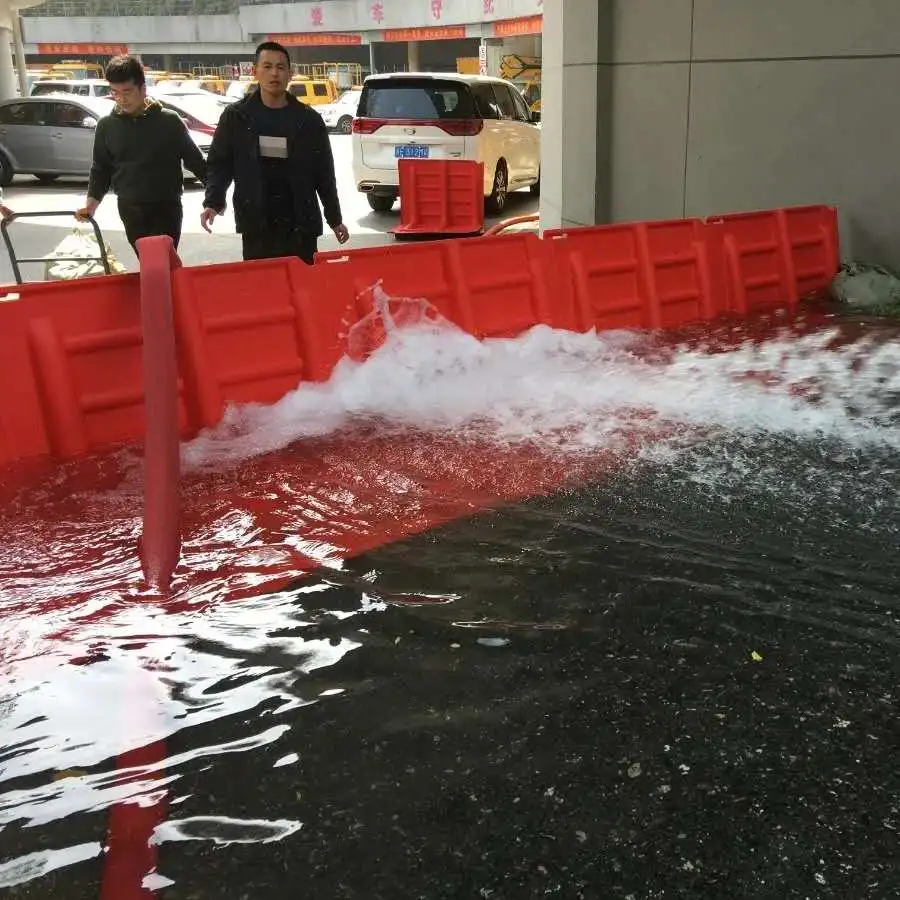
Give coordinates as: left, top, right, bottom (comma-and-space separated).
351, 72, 540, 215
317, 88, 362, 134
31, 79, 112, 99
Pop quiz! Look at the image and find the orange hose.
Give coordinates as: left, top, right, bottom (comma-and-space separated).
482, 214, 540, 236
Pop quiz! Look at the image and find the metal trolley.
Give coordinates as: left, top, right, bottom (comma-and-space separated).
1, 210, 112, 285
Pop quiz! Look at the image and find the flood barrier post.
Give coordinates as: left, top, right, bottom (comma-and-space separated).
136, 235, 182, 593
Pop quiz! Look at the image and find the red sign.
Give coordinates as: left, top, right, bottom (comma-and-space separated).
492, 15, 542, 37
36, 43, 128, 55
382, 26, 467, 42
268, 32, 362, 46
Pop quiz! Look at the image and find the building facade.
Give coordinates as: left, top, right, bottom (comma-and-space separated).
20, 0, 543, 70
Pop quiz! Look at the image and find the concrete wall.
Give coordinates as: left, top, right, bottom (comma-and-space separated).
543, 0, 900, 265
22, 14, 247, 49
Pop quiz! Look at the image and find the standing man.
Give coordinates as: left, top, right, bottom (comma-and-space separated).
200, 41, 349, 264
76, 54, 206, 251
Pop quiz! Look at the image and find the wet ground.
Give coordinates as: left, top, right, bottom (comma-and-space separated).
1, 316, 899, 899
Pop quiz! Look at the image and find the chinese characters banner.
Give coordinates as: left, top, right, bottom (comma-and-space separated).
268, 33, 363, 46
36, 43, 128, 55
492, 15, 542, 37
382, 25, 467, 41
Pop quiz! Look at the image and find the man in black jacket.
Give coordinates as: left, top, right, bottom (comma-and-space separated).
200, 41, 349, 264
76, 54, 206, 250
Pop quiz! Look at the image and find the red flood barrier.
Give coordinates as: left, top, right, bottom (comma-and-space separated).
705, 205, 839, 315
0, 201, 840, 475
0, 272, 148, 465
172, 256, 328, 426
136, 236, 182, 593
391, 159, 485, 236
318, 231, 554, 338
544, 218, 715, 332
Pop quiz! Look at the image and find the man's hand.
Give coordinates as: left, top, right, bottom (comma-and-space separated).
200, 207, 219, 233
75, 198, 99, 222
333, 223, 349, 245
0, 204, 13, 220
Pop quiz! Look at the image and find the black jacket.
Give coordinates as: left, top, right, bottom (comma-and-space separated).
88, 100, 206, 203
203, 90, 342, 236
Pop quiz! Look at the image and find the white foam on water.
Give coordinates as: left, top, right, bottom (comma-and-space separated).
0, 841, 101, 888
182, 288, 900, 470
150, 815, 302, 846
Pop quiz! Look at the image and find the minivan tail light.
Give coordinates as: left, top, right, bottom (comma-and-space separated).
352, 117, 385, 134
434, 119, 483, 136
351, 117, 484, 136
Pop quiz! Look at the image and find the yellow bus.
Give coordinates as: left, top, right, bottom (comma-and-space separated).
48, 60, 104, 80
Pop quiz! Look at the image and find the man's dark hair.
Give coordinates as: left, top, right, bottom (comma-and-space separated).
105, 54, 145, 87
255, 41, 291, 65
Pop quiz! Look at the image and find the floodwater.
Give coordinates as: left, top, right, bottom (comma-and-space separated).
0, 303, 898, 899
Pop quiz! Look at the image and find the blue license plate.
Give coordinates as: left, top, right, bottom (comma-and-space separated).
395, 144, 429, 159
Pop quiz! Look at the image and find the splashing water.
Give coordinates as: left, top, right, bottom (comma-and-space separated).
183, 288, 900, 470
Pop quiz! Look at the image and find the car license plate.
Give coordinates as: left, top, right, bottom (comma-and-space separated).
395, 144, 429, 159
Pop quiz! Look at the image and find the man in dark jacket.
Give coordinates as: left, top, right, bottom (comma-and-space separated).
76, 54, 206, 250
200, 41, 349, 264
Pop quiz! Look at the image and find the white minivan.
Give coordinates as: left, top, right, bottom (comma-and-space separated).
352, 73, 540, 215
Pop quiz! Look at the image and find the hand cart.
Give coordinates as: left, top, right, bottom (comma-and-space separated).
1, 210, 112, 285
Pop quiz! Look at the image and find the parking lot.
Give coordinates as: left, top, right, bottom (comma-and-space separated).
0, 133, 539, 284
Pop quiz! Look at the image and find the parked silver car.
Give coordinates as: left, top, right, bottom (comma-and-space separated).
0, 94, 210, 186
0, 95, 113, 185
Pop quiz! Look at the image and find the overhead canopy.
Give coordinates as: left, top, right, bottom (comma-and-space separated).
0, 0, 45, 31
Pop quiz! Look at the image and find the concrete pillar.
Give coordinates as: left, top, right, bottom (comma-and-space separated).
407, 40, 420, 72
484, 39, 504, 78
538, 0, 611, 229
163, 54, 175, 71
0, 27, 16, 102
368, 40, 377, 76
12, 14, 26, 97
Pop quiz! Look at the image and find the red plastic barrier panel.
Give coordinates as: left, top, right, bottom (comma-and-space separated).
172, 257, 335, 430
451, 232, 554, 336
316, 232, 554, 355
318, 241, 461, 321
0, 273, 193, 464
781, 205, 840, 298
703, 205, 839, 315
136, 235, 182, 593
315, 242, 461, 362
392, 159, 485, 235
545, 218, 715, 332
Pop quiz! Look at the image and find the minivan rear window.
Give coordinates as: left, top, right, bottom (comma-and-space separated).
360, 78, 476, 119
